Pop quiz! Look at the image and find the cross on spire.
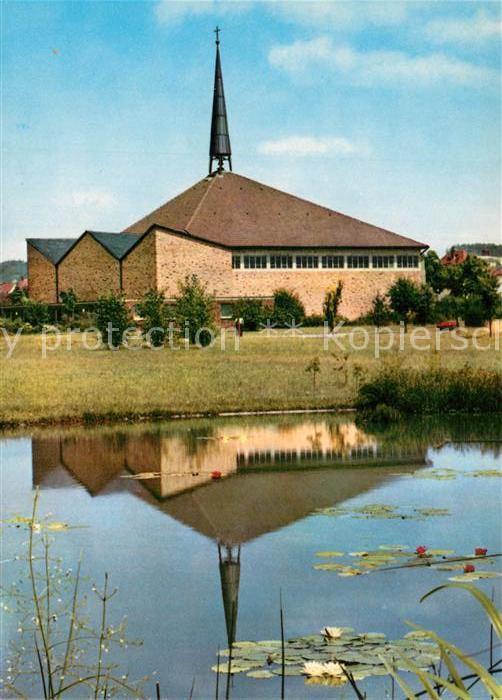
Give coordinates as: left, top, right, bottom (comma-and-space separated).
209, 27, 232, 174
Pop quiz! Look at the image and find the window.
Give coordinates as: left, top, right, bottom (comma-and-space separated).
347, 255, 369, 269
397, 255, 419, 269
270, 255, 293, 269
372, 255, 395, 268
243, 255, 267, 269
220, 303, 234, 320
321, 255, 344, 269
232, 255, 241, 269
296, 255, 319, 268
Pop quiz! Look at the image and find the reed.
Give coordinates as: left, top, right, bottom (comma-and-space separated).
357, 366, 502, 417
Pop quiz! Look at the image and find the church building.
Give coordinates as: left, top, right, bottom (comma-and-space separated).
27, 32, 428, 321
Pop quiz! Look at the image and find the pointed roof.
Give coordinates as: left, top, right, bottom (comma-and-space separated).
27, 238, 77, 264
209, 28, 232, 174
124, 171, 428, 249
88, 231, 139, 259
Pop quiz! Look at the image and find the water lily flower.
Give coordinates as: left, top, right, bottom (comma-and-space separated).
323, 626, 343, 640
303, 662, 327, 677
303, 661, 346, 679
475, 547, 488, 556
211, 471, 222, 479
464, 564, 476, 573
324, 662, 345, 678
415, 546, 428, 556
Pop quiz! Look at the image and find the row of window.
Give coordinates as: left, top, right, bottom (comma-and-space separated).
232, 254, 420, 270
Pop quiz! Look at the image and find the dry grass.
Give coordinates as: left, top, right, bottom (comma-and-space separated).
0, 325, 500, 426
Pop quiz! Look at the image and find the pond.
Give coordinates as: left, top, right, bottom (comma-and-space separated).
1, 413, 501, 698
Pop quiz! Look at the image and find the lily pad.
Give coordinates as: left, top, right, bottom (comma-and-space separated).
448, 571, 501, 582
246, 669, 275, 679
315, 551, 344, 558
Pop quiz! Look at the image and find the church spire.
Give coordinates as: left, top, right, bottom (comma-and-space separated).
209, 27, 232, 175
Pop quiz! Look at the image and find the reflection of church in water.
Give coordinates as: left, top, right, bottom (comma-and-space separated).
32, 417, 428, 647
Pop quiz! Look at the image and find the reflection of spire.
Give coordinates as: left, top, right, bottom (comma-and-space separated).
218, 543, 241, 647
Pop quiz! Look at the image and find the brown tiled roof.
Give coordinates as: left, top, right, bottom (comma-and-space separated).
441, 249, 469, 266
124, 171, 427, 249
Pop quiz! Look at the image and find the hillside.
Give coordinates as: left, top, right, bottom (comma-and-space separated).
0, 260, 27, 282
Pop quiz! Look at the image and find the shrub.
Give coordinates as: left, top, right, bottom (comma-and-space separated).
233, 298, 265, 331
272, 288, 305, 327
136, 290, 167, 347
303, 314, 325, 327
323, 282, 343, 331
0, 316, 33, 334
59, 288, 78, 320
21, 299, 50, 330
95, 293, 130, 348
356, 366, 501, 415
173, 275, 215, 345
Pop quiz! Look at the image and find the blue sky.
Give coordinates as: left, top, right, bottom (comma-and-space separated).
2, 0, 501, 260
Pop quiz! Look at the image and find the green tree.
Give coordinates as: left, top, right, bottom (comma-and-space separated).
95, 293, 130, 349
323, 282, 343, 331
137, 289, 167, 347
233, 298, 265, 331
388, 278, 420, 332
415, 284, 436, 324
59, 288, 78, 320
424, 250, 447, 293
173, 275, 215, 346
370, 292, 391, 328
272, 288, 305, 327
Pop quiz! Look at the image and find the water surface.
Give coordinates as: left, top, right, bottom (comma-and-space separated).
1, 414, 501, 698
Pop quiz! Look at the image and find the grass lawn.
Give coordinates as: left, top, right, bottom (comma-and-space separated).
1, 324, 500, 426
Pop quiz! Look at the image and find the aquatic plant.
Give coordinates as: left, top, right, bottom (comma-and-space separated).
1, 492, 147, 698
384, 583, 502, 699
356, 366, 502, 416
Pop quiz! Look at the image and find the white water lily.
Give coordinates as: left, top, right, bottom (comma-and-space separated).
303, 661, 345, 678
323, 626, 343, 639
303, 661, 326, 677
324, 662, 345, 677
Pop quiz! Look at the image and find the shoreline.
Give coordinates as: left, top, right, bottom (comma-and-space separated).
0, 403, 357, 434
1, 404, 501, 437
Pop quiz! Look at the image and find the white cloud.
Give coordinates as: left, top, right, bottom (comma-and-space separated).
268, 36, 497, 86
425, 10, 502, 44
269, 0, 408, 30
257, 135, 366, 157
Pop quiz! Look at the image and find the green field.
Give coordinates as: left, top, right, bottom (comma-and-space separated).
1, 325, 500, 427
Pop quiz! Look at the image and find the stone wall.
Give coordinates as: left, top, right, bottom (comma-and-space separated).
122, 232, 157, 299
27, 245, 58, 303
58, 233, 120, 300
154, 229, 233, 298
153, 230, 424, 319
232, 268, 424, 318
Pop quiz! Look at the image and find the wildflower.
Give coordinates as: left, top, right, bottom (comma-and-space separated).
211, 471, 222, 479
323, 626, 343, 640
464, 564, 476, 573
474, 547, 488, 556
415, 546, 428, 556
